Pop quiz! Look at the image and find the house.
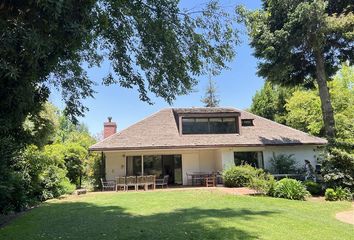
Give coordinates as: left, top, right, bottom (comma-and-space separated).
89, 107, 327, 185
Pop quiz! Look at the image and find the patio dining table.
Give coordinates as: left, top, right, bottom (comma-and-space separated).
187, 172, 215, 186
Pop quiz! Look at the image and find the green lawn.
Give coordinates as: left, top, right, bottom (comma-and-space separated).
0, 190, 352, 240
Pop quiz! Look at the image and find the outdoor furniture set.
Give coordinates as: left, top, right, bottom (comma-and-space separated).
101, 175, 169, 191
186, 172, 222, 187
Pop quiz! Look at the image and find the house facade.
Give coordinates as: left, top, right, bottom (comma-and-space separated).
89, 108, 327, 185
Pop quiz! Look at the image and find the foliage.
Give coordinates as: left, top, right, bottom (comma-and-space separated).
248, 175, 275, 195
321, 145, 354, 191
0, 104, 98, 213
285, 64, 354, 142
325, 187, 352, 201
250, 82, 293, 124
324, 188, 337, 201
303, 181, 323, 196
269, 153, 297, 174
201, 77, 220, 107
272, 178, 310, 201
238, 0, 354, 139
0, 145, 76, 212
1, 1, 238, 212
223, 164, 274, 194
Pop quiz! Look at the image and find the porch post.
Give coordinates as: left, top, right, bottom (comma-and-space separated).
141, 154, 144, 176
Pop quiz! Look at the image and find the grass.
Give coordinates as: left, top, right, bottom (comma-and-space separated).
0, 190, 352, 240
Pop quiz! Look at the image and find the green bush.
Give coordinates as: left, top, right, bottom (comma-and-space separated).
324, 188, 337, 201
223, 165, 256, 187
269, 153, 297, 174
325, 187, 352, 201
321, 144, 354, 191
248, 176, 275, 195
273, 178, 310, 200
223, 165, 275, 195
303, 181, 323, 195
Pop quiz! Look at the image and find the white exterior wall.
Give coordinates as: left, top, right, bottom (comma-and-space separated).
262, 145, 318, 171
103, 145, 319, 184
105, 152, 125, 180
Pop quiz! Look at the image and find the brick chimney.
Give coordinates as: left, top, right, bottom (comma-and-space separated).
104, 117, 117, 139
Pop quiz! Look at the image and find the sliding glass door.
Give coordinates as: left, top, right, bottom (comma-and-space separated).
126, 154, 182, 184
126, 156, 142, 176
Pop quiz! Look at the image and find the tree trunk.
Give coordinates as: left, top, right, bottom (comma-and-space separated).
314, 51, 336, 140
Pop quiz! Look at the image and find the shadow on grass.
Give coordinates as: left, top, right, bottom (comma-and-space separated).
1, 201, 278, 240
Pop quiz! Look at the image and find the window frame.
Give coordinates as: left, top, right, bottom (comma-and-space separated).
181, 117, 239, 135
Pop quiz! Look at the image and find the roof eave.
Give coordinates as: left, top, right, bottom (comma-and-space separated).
89, 141, 327, 152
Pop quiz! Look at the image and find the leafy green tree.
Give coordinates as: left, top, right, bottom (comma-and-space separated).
1, 0, 238, 139
238, 0, 354, 139
286, 64, 354, 144
201, 77, 220, 107
1, 2, 239, 208
23, 103, 59, 147
250, 82, 293, 124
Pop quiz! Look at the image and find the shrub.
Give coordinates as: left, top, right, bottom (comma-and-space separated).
248, 176, 275, 195
303, 181, 323, 195
325, 188, 337, 201
321, 143, 354, 191
223, 165, 257, 187
325, 187, 352, 201
40, 166, 75, 200
273, 178, 310, 200
269, 153, 297, 174
223, 164, 275, 195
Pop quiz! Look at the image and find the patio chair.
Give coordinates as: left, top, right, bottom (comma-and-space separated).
116, 176, 126, 191
100, 178, 115, 191
146, 175, 156, 190
186, 173, 193, 185
205, 176, 216, 187
126, 176, 137, 191
137, 176, 147, 190
155, 175, 169, 188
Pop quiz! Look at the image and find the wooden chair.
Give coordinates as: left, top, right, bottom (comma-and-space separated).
100, 178, 115, 191
116, 176, 126, 191
126, 176, 137, 191
137, 176, 147, 190
156, 175, 169, 188
205, 176, 216, 187
146, 175, 156, 190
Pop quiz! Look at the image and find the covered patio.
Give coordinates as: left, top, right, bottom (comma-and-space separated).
101, 147, 265, 186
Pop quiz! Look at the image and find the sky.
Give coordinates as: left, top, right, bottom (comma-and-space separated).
49, 0, 264, 136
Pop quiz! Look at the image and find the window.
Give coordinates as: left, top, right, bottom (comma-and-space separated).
234, 152, 263, 168
126, 156, 142, 176
241, 119, 254, 126
142, 155, 182, 184
182, 117, 238, 134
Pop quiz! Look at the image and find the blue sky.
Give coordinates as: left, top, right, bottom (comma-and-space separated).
49, 0, 263, 135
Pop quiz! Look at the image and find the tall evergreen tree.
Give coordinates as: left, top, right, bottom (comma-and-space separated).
238, 0, 354, 140
201, 77, 220, 107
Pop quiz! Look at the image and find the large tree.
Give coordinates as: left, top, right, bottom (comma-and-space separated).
1, 0, 238, 142
0, 0, 239, 212
250, 82, 293, 124
238, 0, 354, 140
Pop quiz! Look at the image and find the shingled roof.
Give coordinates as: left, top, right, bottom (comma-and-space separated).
89, 107, 327, 151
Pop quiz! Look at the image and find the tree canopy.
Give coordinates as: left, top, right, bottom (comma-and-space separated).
250, 82, 293, 124
238, 0, 354, 139
285, 64, 354, 144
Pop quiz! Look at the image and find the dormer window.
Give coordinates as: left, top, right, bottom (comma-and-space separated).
241, 119, 254, 127
182, 117, 238, 134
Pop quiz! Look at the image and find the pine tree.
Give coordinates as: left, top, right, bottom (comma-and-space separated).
201, 77, 220, 107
